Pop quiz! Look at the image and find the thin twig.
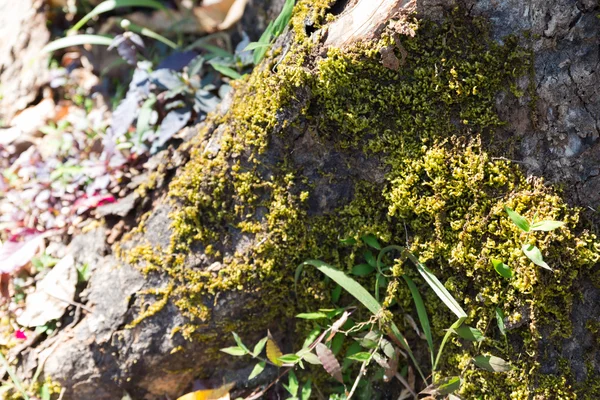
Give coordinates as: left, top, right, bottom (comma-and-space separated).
394, 372, 417, 399
244, 367, 292, 400
44, 291, 94, 314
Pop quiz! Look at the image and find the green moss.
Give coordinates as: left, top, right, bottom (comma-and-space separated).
120, 2, 600, 397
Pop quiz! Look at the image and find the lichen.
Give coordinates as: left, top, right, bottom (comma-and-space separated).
120, 2, 600, 397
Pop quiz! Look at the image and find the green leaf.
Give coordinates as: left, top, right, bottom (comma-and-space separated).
346, 352, 372, 362
522, 244, 552, 271
357, 331, 379, 349
232, 332, 250, 354
454, 325, 485, 342
136, 95, 157, 135
220, 346, 246, 356
301, 352, 321, 365
331, 284, 342, 303
296, 312, 328, 320
297, 259, 426, 382
272, 0, 295, 37
285, 370, 299, 397
248, 361, 266, 380
76, 263, 91, 283
210, 63, 242, 80
364, 250, 376, 268
302, 328, 321, 349
505, 206, 530, 232
331, 333, 344, 355
491, 259, 513, 279
244, 42, 272, 51
402, 275, 435, 367
40, 383, 51, 400
301, 379, 312, 400
253, 336, 268, 357
127, 22, 178, 49
70, 0, 166, 32
438, 376, 462, 395
279, 354, 302, 364
473, 355, 512, 372
253, 21, 274, 64
339, 237, 357, 246
352, 264, 375, 276
495, 308, 506, 336
530, 220, 565, 231
361, 234, 382, 250
401, 249, 467, 319
43, 35, 113, 53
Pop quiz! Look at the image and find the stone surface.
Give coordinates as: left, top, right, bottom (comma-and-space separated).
0, 0, 50, 122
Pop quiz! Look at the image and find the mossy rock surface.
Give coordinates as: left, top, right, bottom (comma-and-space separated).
41, 1, 600, 399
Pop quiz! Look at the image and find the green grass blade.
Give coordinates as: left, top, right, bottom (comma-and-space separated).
402, 275, 435, 368
272, 0, 295, 36
0, 352, 29, 400
42, 35, 113, 53
300, 260, 380, 314
404, 251, 467, 319
433, 317, 465, 371
127, 22, 178, 49
504, 206, 530, 232
298, 260, 426, 382
70, 0, 166, 32
379, 245, 467, 320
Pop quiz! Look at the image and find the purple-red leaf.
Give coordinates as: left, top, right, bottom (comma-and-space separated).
0, 233, 44, 274
316, 343, 343, 384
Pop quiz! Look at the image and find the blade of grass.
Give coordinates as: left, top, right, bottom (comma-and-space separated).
42, 35, 113, 53
297, 260, 426, 382
0, 352, 29, 400
70, 0, 166, 32
433, 317, 466, 371
127, 21, 178, 49
403, 275, 435, 368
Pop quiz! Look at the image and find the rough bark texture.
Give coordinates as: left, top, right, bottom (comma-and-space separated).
0, 0, 50, 122
10, 0, 599, 399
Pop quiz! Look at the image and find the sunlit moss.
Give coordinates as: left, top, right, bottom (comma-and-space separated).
119, 2, 600, 397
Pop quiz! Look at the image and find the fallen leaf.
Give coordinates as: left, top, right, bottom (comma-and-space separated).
177, 382, 234, 400
217, 0, 249, 31
17, 254, 78, 327
74, 194, 116, 215
9, 97, 56, 137
0, 233, 45, 274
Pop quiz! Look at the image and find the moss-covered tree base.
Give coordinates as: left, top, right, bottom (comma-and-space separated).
39, 1, 600, 399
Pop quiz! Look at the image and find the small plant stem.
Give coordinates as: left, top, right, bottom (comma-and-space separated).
0, 352, 30, 400
394, 372, 418, 399
433, 317, 466, 372
244, 367, 292, 400
346, 336, 382, 400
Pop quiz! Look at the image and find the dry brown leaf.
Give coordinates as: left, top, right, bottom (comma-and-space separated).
216, 0, 248, 31
17, 254, 77, 327
9, 96, 55, 137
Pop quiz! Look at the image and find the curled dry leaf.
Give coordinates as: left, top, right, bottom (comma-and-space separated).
316, 343, 343, 384
327, 310, 350, 341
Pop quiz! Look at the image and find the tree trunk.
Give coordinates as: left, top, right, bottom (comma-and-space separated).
20, 0, 600, 399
